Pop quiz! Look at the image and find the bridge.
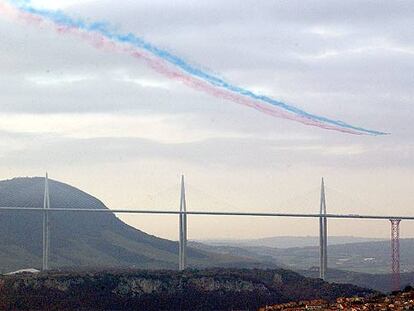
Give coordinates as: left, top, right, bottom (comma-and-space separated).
0, 174, 408, 291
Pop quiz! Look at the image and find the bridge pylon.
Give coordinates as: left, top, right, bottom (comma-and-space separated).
42, 172, 50, 271
178, 175, 187, 271
319, 178, 328, 280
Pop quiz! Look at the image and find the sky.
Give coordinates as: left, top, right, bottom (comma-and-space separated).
0, 0, 413, 240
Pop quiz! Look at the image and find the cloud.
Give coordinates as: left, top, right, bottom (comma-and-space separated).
25, 73, 95, 85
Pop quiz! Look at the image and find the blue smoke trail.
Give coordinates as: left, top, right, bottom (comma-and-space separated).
8, 0, 387, 135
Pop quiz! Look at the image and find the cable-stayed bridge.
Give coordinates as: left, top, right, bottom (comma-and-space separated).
0, 174, 409, 291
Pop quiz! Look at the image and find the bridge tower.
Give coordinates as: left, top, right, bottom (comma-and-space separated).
42, 172, 50, 271
319, 178, 328, 280
178, 175, 187, 271
390, 218, 401, 291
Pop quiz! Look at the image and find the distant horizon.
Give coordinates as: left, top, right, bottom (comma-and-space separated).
197, 235, 387, 241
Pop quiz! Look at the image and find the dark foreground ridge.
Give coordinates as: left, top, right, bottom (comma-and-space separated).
0, 268, 374, 310
262, 286, 414, 310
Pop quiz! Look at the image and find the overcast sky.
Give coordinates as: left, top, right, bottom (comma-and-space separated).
0, 0, 413, 240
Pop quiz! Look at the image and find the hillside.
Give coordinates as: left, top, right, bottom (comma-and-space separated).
0, 269, 375, 310
0, 177, 267, 273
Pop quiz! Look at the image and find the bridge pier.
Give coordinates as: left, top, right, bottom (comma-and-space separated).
390, 218, 401, 291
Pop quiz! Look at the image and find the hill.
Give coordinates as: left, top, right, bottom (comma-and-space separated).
0, 177, 267, 273
0, 268, 374, 310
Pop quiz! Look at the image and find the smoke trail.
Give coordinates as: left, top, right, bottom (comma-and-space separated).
2, 0, 387, 135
